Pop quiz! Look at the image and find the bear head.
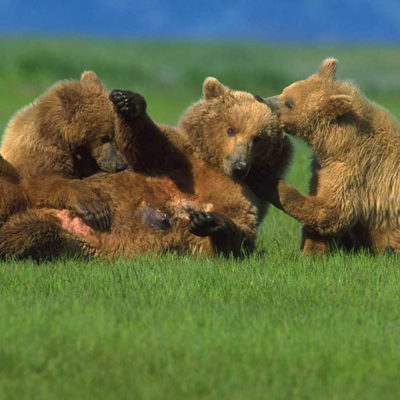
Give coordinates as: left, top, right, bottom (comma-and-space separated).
265, 58, 362, 142
178, 77, 282, 182
52, 71, 127, 174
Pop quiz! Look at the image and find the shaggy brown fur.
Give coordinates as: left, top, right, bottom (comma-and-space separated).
0, 155, 28, 226
1, 71, 127, 229
0, 157, 62, 261
178, 78, 293, 223
0, 171, 250, 260
113, 78, 292, 225
266, 58, 400, 255
0, 209, 84, 260
2, 78, 286, 259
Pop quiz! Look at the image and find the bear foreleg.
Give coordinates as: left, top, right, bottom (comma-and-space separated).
271, 180, 356, 236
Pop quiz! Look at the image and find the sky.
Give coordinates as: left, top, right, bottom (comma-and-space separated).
1, 0, 400, 43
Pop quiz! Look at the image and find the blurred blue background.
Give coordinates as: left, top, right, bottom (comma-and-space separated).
1, 0, 400, 43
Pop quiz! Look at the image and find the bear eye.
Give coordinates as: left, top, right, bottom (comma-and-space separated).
285, 100, 295, 109
227, 128, 236, 137
101, 136, 111, 143
253, 136, 262, 144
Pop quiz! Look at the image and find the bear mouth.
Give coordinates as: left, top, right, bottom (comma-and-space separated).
231, 160, 250, 181
232, 168, 250, 181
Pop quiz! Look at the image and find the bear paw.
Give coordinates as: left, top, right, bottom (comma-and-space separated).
73, 199, 110, 232
109, 89, 147, 119
188, 211, 224, 237
68, 189, 111, 232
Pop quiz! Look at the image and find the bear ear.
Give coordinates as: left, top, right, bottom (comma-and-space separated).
203, 77, 228, 101
325, 94, 353, 117
318, 58, 338, 81
80, 71, 103, 88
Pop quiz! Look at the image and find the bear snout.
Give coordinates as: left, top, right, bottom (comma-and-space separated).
115, 159, 128, 172
264, 96, 281, 113
97, 143, 127, 173
232, 160, 250, 181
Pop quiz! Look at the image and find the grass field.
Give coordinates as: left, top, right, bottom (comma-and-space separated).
1, 38, 400, 399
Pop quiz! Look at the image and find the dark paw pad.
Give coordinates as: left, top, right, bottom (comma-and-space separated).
188, 211, 223, 237
75, 201, 111, 232
109, 89, 147, 119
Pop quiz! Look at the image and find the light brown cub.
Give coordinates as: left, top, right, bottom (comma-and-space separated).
1, 72, 127, 229
266, 58, 400, 255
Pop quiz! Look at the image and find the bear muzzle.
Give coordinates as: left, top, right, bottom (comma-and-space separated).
232, 160, 250, 181
263, 96, 281, 113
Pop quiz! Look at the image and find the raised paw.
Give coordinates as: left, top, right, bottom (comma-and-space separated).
188, 211, 224, 237
70, 193, 111, 232
109, 89, 147, 120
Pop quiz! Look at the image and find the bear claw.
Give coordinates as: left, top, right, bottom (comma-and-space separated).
109, 89, 147, 119
74, 200, 110, 232
188, 211, 223, 237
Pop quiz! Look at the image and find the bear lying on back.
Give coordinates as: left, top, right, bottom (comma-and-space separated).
266, 58, 400, 255
1, 71, 127, 229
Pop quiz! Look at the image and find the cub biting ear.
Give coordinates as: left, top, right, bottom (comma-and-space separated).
266, 58, 400, 255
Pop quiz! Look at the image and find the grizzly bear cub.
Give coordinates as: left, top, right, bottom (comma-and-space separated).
112, 77, 292, 226
266, 58, 400, 255
178, 78, 293, 222
1, 71, 127, 230
0, 77, 287, 260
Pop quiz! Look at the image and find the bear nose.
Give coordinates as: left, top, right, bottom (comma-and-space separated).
264, 96, 280, 113
232, 161, 249, 180
115, 160, 127, 172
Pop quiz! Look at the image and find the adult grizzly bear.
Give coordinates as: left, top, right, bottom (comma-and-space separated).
0, 78, 286, 259
266, 58, 400, 255
1, 71, 127, 229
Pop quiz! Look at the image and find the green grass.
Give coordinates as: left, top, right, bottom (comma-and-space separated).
2, 255, 400, 400
1, 38, 400, 399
